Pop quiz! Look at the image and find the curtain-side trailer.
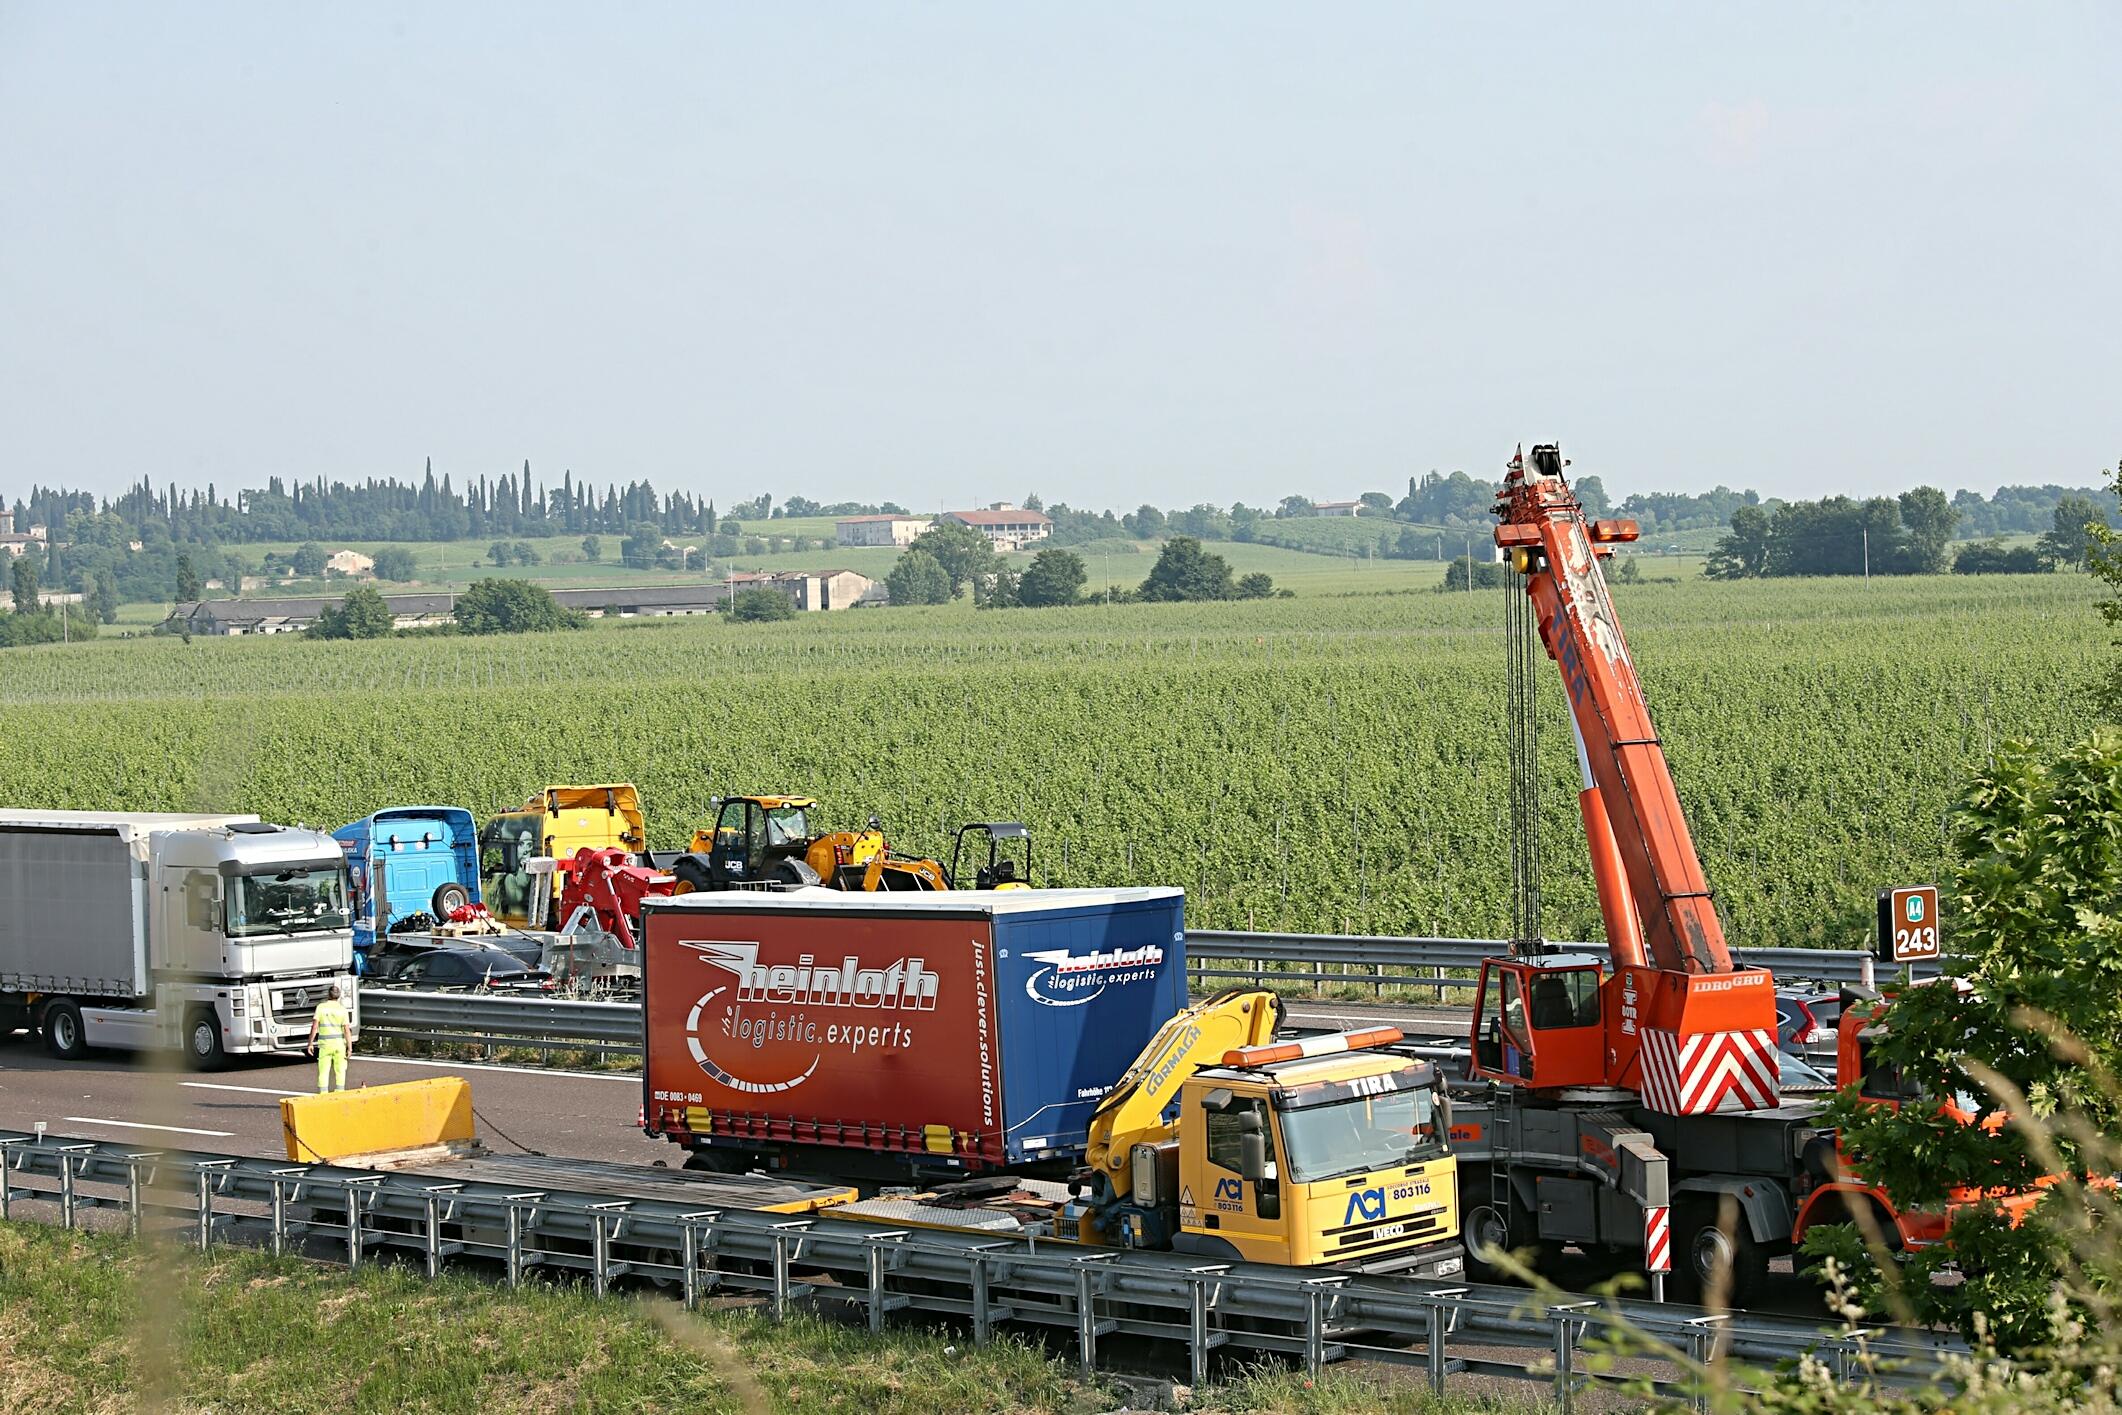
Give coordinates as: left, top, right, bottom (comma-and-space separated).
0, 811, 359, 1067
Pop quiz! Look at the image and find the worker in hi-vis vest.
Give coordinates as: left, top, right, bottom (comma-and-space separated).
307, 984, 354, 1093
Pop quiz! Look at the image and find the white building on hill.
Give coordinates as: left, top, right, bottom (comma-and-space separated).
835, 514, 933, 547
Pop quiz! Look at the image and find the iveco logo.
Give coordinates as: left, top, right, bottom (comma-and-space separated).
1021, 943, 1164, 1007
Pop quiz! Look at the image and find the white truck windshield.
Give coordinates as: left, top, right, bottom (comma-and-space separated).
228, 866, 351, 937
1278, 1087, 1443, 1183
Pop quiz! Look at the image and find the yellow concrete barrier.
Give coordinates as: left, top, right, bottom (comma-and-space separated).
281, 1077, 474, 1162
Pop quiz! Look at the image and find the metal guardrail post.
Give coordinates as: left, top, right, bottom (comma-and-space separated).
679, 1209, 721, 1308
971, 1253, 993, 1344
424, 1193, 443, 1279
271, 1178, 287, 1256
866, 1241, 890, 1333
680, 1221, 699, 1310
195, 1168, 213, 1251
860, 1231, 911, 1334
771, 1229, 791, 1320
1548, 1301, 1596, 1412
1685, 1313, 1731, 1413
1423, 1287, 1467, 1394
505, 1203, 524, 1287
1185, 1264, 1229, 1389
344, 1181, 367, 1269
58, 1152, 77, 1229
125, 1155, 145, 1238
1304, 1283, 1326, 1377
592, 1211, 611, 1297
1075, 1263, 1099, 1375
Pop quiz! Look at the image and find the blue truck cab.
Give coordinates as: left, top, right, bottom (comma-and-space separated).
332, 807, 482, 966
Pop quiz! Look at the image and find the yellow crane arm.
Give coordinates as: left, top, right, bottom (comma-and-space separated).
1084, 988, 1284, 1176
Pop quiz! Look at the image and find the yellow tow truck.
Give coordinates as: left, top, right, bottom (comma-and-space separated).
829, 989, 1465, 1276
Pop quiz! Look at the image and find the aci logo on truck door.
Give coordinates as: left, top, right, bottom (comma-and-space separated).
1213, 1177, 1244, 1212
1019, 943, 1165, 1006
1345, 1187, 1387, 1224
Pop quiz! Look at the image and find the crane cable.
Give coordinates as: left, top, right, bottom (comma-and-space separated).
1505, 562, 1544, 954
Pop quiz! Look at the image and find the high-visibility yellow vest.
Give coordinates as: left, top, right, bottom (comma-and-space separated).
314, 1000, 350, 1045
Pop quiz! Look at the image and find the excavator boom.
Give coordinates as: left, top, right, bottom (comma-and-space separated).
1084, 988, 1283, 1176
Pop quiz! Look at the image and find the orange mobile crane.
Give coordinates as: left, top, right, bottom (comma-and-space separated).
1472, 444, 1781, 1112
1449, 444, 1991, 1305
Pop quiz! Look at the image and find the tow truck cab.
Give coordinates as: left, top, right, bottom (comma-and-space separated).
1148, 1050, 1460, 1273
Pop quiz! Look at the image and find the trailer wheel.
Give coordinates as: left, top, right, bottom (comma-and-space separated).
43, 1000, 89, 1059
185, 1008, 229, 1071
431, 882, 472, 917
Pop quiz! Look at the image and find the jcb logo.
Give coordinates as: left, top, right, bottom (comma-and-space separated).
1345, 1188, 1387, 1224
1214, 1178, 1243, 1202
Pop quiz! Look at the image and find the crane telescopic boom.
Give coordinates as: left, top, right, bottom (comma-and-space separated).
1493, 444, 1733, 977
1469, 444, 1778, 1117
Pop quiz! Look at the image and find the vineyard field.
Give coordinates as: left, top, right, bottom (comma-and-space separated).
0, 573, 2099, 950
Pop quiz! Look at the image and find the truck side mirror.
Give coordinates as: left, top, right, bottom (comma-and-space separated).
1239, 1130, 1267, 1183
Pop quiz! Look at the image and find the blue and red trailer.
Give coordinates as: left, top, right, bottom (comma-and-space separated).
640, 888, 1187, 1182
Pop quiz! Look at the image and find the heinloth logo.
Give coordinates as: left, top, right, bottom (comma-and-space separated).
690, 941, 940, 1010
1022, 943, 1165, 1007
674, 940, 939, 1095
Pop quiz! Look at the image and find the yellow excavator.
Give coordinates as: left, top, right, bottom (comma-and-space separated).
664, 796, 951, 893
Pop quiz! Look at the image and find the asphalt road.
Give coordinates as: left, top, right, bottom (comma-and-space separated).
0, 1032, 660, 1165
0, 998, 1463, 1165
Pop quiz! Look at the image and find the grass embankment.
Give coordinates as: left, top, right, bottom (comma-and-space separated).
0, 1223, 1531, 1415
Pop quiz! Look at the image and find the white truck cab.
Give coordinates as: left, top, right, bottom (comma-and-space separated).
0, 811, 358, 1066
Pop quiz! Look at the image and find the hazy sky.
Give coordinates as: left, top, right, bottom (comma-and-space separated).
3, 4, 2116, 510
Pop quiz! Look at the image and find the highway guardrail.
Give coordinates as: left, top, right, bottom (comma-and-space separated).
0, 1129, 1965, 1407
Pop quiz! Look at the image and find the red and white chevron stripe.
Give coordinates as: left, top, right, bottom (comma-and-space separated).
1637, 1027, 1778, 1115
1644, 1205, 1671, 1273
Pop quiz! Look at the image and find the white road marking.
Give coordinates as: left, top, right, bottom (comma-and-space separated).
64, 1116, 234, 1137
354, 1055, 640, 1083
181, 1082, 306, 1098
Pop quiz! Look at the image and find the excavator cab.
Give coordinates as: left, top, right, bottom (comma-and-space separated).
700, 796, 821, 888
948, 822, 1033, 890
1469, 955, 1608, 1090
674, 796, 947, 893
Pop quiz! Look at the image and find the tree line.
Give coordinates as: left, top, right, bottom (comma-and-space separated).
1706, 484, 2110, 579
7, 461, 2115, 612
879, 522, 1279, 610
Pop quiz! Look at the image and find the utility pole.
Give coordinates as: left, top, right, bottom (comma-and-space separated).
1464, 536, 1472, 592
1862, 527, 1870, 585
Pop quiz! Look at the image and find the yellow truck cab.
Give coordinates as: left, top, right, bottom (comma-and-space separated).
479, 785, 646, 927
1160, 1040, 1459, 1272
818, 990, 1461, 1277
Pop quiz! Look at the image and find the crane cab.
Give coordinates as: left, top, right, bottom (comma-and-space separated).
1469, 954, 1611, 1091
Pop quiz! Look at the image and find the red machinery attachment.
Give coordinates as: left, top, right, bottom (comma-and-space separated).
554, 846, 676, 952
1469, 444, 1778, 1116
